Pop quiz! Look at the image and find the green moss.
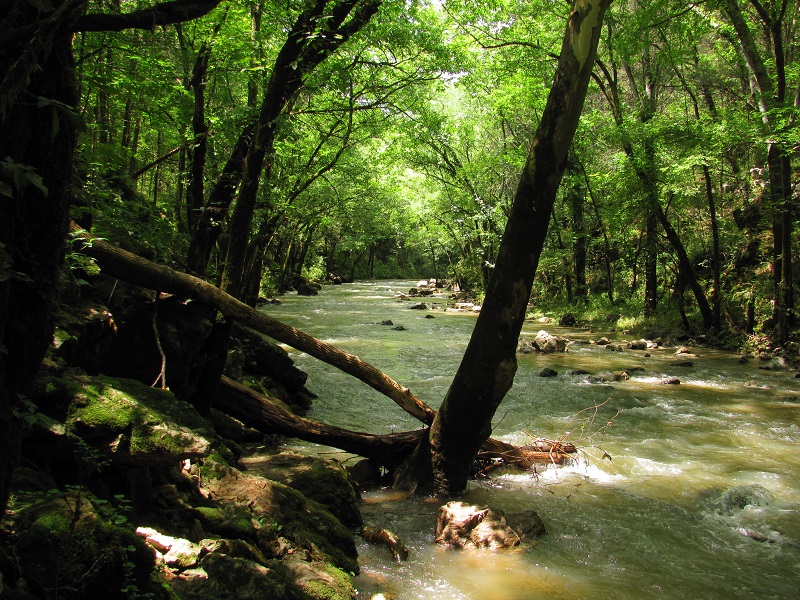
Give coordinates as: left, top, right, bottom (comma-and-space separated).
32, 509, 72, 535
194, 504, 256, 539
66, 375, 234, 462
301, 563, 355, 600
271, 484, 358, 574
53, 328, 77, 347
11, 493, 162, 599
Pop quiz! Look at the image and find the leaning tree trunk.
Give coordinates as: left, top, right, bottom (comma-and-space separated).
73, 222, 571, 473
220, 0, 382, 299
653, 200, 714, 330
421, 0, 610, 497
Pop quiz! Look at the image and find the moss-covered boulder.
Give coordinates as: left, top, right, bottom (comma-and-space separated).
198, 464, 359, 576
63, 374, 233, 466
4, 492, 164, 600
240, 452, 362, 528
139, 532, 356, 600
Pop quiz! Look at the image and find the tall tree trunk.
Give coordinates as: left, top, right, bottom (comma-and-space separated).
641, 140, 659, 317
186, 41, 211, 233
0, 0, 228, 522
653, 200, 714, 329
702, 165, 722, 332
221, 0, 382, 298
579, 156, 614, 303
723, 0, 794, 342
421, 0, 610, 497
568, 159, 587, 299
186, 120, 256, 275
0, 0, 83, 517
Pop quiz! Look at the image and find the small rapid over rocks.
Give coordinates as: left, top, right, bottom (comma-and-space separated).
263, 280, 800, 600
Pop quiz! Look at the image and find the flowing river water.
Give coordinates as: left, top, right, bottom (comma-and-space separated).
258, 280, 800, 599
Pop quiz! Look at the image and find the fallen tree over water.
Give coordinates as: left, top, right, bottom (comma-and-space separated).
71, 222, 575, 477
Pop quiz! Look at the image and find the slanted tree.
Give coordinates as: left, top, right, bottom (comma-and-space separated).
408, 0, 611, 497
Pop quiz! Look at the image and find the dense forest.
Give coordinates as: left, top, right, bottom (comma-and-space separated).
4, 0, 797, 334
0, 0, 798, 597
58, 0, 797, 338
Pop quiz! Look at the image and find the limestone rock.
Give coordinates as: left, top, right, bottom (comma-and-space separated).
435, 502, 521, 550
199, 463, 359, 574
532, 330, 569, 353
239, 451, 362, 528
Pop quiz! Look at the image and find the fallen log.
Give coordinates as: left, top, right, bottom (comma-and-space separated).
477, 437, 576, 471
216, 375, 424, 467
71, 223, 578, 475
219, 375, 572, 474
70, 221, 436, 425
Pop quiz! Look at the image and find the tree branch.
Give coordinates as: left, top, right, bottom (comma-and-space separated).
74, 0, 225, 33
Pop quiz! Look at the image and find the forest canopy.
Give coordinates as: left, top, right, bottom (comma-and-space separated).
41, 0, 796, 343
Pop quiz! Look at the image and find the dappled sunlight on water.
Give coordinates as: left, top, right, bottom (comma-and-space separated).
262, 281, 800, 599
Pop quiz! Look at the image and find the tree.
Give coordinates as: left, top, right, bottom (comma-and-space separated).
721, 0, 798, 343
413, 0, 611, 497
219, 0, 382, 300
0, 0, 226, 519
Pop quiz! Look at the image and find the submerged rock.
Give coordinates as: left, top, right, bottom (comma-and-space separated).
705, 484, 775, 516
505, 510, 547, 540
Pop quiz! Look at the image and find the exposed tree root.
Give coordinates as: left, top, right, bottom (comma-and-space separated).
360, 525, 409, 563
476, 437, 577, 475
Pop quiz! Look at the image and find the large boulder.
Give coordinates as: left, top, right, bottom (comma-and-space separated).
62, 374, 233, 468
138, 528, 355, 600
7, 492, 164, 600
197, 463, 359, 575
435, 502, 521, 550
531, 330, 569, 353
239, 451, 362, 528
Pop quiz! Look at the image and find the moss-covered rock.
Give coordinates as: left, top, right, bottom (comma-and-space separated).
5, 492, 165, 600
171, 552, 311, 600
240, 452, 362, 528
199, 464, 359, 575
64, 374, 233, 466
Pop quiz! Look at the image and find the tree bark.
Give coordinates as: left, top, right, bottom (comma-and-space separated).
186, 120, 256, 276
186, 41, 211, 234
424, 0, 610, 497
70, 222, 437, 426
221, 0, 382, 298
0, 0, 83, 517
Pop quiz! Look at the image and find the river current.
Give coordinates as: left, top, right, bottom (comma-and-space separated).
259, 280, 800, 599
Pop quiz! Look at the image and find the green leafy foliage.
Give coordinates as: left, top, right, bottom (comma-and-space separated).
66, 0, 800, 339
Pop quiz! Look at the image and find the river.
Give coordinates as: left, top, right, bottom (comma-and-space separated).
259, 280, 800, 599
